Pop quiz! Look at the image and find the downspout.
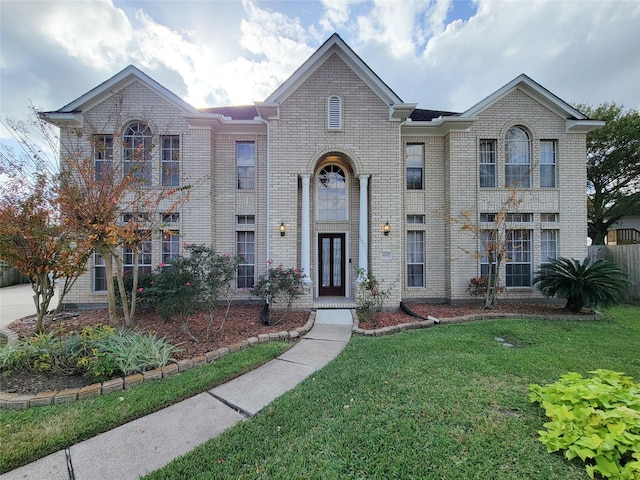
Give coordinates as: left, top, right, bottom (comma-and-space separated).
257, 117, 271, 265
397, 116, 410, 304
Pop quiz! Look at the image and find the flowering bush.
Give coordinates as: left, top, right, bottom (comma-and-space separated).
250, 263, 308, 324
355, 267, 394, 327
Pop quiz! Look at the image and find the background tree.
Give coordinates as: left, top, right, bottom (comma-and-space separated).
575, 103, 640, 245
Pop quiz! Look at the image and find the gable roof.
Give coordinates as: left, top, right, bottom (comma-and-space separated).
42, 65, 199, 126
263, 33, 415, 120
463, 74, 604, 133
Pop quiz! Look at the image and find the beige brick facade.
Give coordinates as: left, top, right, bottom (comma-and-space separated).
45, 34, 599, 309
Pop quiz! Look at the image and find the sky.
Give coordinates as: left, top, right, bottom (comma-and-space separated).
1, 0, 640, 143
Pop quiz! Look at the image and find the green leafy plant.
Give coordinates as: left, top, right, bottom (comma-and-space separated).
529, 370, 640, 479
533, 257, 628, 313
355, 267, 395, 328
251, 262, 309, 325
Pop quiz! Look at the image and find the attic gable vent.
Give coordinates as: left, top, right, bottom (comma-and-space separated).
328, 95, 342, 130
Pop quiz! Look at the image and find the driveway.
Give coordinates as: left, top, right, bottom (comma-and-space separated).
0, 283, 59, 329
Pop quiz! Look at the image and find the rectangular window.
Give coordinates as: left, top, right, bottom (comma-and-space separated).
93, 135, 113, 181
541, 230, 558, 264
407, 215, 425, 224
93, 252, 107, 292
237, 231, 255, 288
480, 213, 496, 223
123, 236, 152, 276
480, 230, 497, 279
479, 140, 496, 188
407, 231, 424, 287
237, 215, 255, 225
162, 213, 180, 225
161, 135, 180, 186
506, 229, 532, 287
540, 213, 559, 223
406, 144, 424, 190
237, 142, 255, 190
505, 213, 532, 223
161, 231, 180, 264
540, 140, 557, 188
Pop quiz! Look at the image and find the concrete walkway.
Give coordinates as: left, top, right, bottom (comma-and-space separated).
1, 309, 353, 480
0, 283, 59, 330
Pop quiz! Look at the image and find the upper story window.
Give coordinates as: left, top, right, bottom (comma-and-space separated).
540, 140, 557, 188
328, 96, 342, 130
479, 140, 496, 188
123, 122, 152, 185
93, 134, 113, 181
505, 126, 531, 188
237, 142, 255, 190
406, 143, 424, 190
161, 135, 180, 186
317, 165, 347, 221
407, 214, 425, 224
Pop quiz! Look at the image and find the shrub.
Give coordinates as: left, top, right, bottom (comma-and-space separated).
251, 262, 308, 324
533, 257, 628, 313
529, 370, 640, 479
355, 268, 394, 327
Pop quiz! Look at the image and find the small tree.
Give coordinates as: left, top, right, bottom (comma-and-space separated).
355, 267, 395, 327
533, 257, 628, 313
446, 188, 521, 309
0, 175, 89, 332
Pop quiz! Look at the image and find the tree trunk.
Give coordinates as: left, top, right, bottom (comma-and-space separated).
565, 295, 584, 313
101, 249, 120, 327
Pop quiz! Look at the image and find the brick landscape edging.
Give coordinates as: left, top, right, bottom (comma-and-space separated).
0, 312, 316, 410
352, 310, 603, 336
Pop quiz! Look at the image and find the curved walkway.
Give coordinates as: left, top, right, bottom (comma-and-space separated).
0, 310, 353, 480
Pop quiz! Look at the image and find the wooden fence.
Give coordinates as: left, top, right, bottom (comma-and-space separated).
588, 244, 640, 304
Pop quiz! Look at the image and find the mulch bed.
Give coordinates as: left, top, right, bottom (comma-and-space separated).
2, 301, 590, 394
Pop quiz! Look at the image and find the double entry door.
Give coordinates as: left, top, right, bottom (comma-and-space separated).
318, 233, 346, 296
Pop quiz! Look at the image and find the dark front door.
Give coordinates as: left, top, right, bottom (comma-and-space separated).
318, 233, 346, 296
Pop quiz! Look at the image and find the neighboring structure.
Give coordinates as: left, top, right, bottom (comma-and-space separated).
44, 34, 603, 309
606, 216, 640, 245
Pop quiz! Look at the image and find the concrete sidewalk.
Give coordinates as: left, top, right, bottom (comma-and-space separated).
0, 283, 59, 330
1, 309, 353, 480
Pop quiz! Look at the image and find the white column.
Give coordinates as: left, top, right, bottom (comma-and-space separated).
300, 174, 311, 282
358, 175, 369, 277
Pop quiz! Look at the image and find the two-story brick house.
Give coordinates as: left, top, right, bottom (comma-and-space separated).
44, 33, 602, 310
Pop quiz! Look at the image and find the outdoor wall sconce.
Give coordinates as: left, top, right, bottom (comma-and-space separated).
280, 222, 286, 236
383, 221, 391, 236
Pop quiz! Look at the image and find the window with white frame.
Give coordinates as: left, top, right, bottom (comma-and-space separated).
237, 231, 255, 289
123, 122, 152, 185
161, 135, 180, 186
407, 231, 424, 287
480, 229, 498, 279
93, 252, 107, 292
406, 144, 424, 190
540, 213, 559, 223
479, 140, 496, 188
123, 237, 152, 276
541, 229, 558, 264
505, 213, 532, 223
505, 126, 531, 187
540, 140, 557, 188
506, 229, 532, 287
237, 142, 255, 190
317, 165, 347, 221
328, 95, 342, 130
407, 214, 425, 224
161, 231, 180, 264
93, 134, 113, 181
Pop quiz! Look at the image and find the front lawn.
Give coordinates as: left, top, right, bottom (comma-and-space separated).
0, 341, 290, 473
145, 305, 640, 480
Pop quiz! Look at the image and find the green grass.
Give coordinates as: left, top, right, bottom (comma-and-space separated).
144, 305, 640, 480
0, 341, 290, 473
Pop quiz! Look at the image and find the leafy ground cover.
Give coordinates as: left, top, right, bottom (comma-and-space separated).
0, 341, 289, 473
144, 305, 640, 480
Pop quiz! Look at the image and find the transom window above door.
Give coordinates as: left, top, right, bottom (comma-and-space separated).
317, 165, 347, 221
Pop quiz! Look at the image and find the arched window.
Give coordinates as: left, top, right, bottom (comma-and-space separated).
317, 165, 347, 221
328, 96, 342, 130
123, 121, 152, 184
505, 126, 531, 187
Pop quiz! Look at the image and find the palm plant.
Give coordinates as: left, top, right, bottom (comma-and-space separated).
533, 257, 628, 313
